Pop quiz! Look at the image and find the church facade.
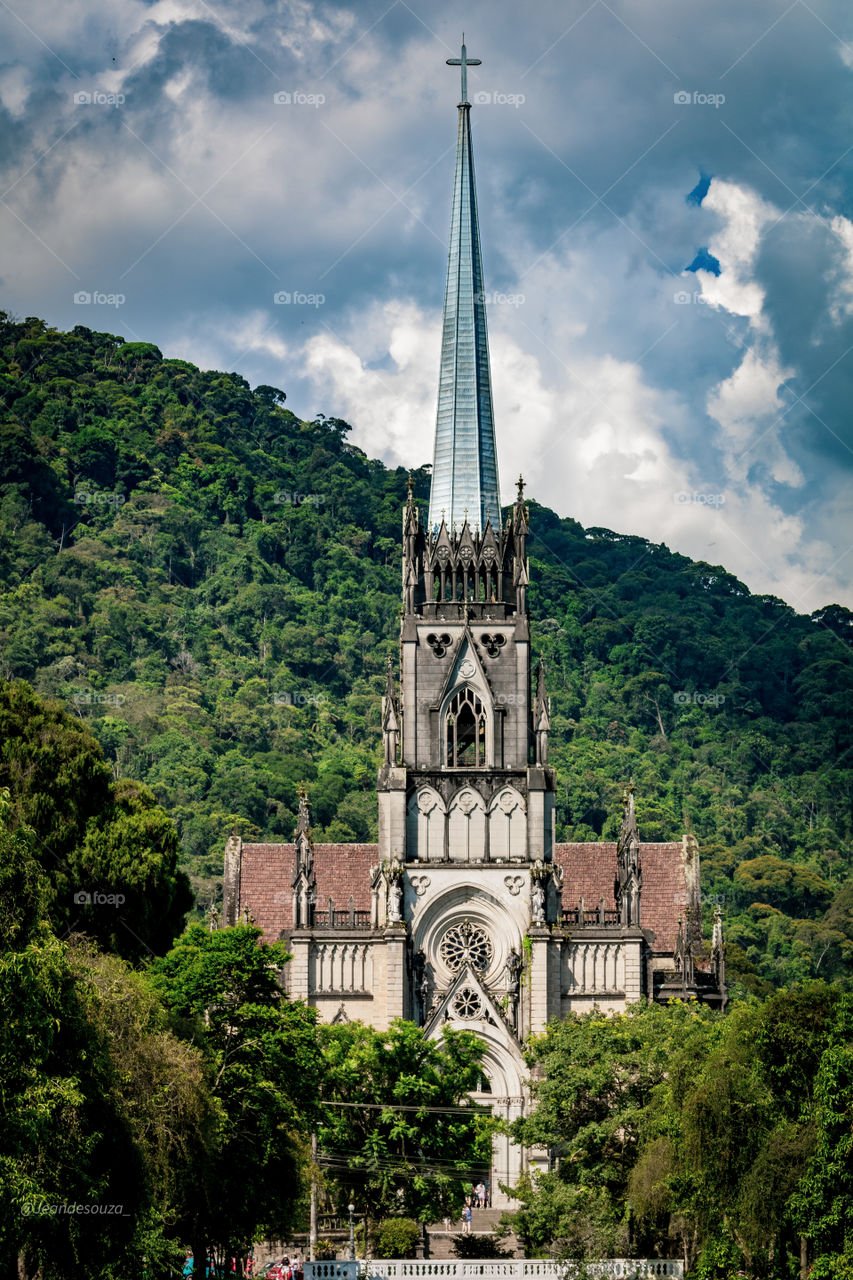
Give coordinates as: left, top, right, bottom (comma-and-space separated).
222, 42, 725, 1205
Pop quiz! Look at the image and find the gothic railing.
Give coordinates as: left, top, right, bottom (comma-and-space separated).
312, 903, 372, 930
562, 907, 621, 928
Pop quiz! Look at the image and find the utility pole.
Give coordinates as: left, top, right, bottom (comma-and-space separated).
309, 1131, 317, 1262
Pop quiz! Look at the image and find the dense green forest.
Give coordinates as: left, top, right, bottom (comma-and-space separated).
1, 311, 851, 994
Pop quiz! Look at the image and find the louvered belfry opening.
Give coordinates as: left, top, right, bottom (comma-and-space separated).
446, 686, 487, 767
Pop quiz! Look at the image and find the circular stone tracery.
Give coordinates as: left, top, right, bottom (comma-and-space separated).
452, 987, 482, 1020
439, 920, 493, 973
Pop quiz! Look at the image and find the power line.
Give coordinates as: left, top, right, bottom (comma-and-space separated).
321, 1100, 494, 1115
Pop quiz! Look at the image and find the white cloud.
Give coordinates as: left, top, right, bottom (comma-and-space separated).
301, 300, 439, 461
829, 213, 853, 321
692, 179, 778, 324
290, 294, 850, 608
706, 345, 800, 486
0, 66, 31, 117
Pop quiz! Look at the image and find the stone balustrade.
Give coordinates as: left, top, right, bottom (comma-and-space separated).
304, 1261, 683, 1280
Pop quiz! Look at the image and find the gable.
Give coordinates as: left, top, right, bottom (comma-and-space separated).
437, 629, 493, 709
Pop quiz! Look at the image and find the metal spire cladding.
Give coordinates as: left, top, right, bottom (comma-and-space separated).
428, 39, 501, 534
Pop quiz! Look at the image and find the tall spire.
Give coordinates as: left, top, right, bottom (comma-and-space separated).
428, 38, 501, 534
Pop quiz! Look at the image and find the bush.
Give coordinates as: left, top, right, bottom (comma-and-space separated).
374, 1218, 421, 1259
451, 1233, 512, 1259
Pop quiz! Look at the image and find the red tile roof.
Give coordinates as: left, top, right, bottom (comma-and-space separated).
240, 842, 294, 940
312, 843, 377, 913
554, 841, 688, 952
240, 842, 377, 941
240, 840, 688, 953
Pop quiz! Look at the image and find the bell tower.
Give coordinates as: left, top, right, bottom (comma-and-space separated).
389, 473, 556, 864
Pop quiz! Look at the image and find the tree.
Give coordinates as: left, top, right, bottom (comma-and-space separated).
791, 996, 853, 1278
151, 923, 322, 1270
0, 790, 143, 1279
317, 1020, 493, 1235
72, 778, 193, 959
629, 986, 843, 1273
66, 940, 217, 1276
374, 1218, 420, 1259
0, 681, 191, 957
513, 1000, 718, 1259
0, 792, 215, 1280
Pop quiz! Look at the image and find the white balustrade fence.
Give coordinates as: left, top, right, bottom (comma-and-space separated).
304, 1261, 682, 1280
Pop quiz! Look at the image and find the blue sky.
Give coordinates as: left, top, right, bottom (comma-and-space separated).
2, 0, 852, 608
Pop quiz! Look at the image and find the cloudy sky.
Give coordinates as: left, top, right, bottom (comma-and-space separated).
2, 0, 852, 610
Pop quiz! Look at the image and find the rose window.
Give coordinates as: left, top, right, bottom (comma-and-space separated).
452, 987, 482, 1020
439, 919, 493, 973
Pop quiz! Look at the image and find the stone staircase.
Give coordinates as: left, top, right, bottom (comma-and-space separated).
426, 1209, 520, 1260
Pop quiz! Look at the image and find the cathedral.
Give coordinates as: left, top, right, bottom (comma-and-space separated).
222, 42, 726, 1203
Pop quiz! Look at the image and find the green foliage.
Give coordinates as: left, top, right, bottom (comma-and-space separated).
0, 930, 147, 1276
513, 1001, 713, 1259
451, 1232, 512, 1259
0, 787, 49, 948
511, 990, 853, 1277
0, 797, 207, 1278
151, 923, 322, 1256
374, 1217, 421, 1258
0, 312, 851, 987
790, 998, 853, 1278
318, 1019, 493, 1227
0, 679, 191, 958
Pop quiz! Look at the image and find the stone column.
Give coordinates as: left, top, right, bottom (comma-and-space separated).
289, 934, 311, 1002
222, 835, 242, 927
528, 926, 551, 1035
377, 765, 408, 861
384, 927, 408, 1021
623, 935, 644, 1002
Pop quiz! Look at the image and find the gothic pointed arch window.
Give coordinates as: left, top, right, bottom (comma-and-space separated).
445, 686, 487, 767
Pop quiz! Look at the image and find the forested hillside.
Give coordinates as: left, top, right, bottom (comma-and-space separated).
1, 311, 851, 994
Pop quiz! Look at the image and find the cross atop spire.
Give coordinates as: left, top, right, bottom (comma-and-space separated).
446, 36, 481, 105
